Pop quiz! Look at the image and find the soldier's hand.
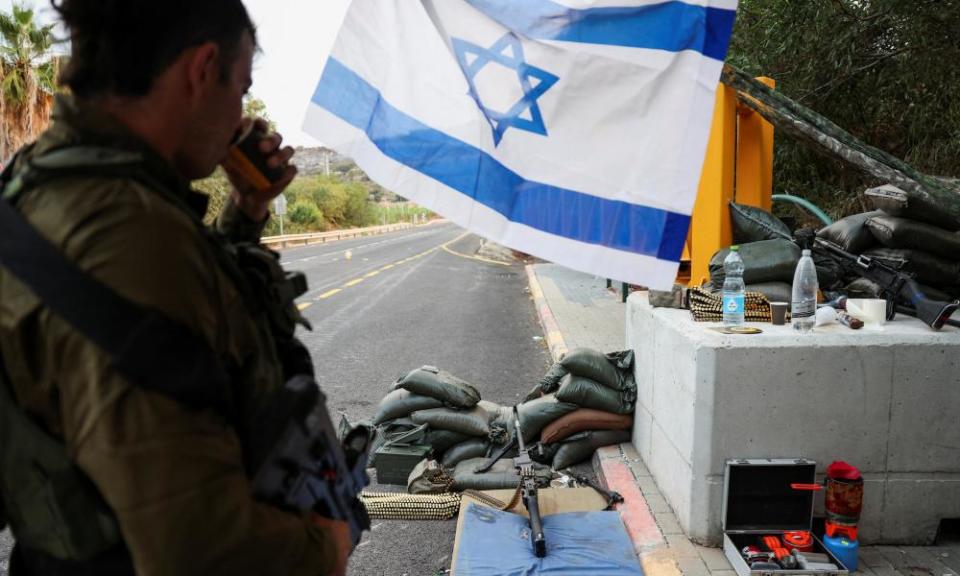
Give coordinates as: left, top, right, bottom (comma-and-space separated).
310, 515, 352, 576
224, 117, 297, 222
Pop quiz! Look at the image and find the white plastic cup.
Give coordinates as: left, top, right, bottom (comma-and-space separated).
847, 298, 887, 328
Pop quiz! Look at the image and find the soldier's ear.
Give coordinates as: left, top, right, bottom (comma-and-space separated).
182, 42, 222, 100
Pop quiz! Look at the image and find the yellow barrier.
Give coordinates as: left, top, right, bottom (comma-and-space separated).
682, 77, 775, 286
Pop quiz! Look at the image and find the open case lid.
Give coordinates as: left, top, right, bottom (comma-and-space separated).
723, 458, 817, 533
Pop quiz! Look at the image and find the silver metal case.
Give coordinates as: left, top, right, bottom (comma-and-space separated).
722, 458, 850, 576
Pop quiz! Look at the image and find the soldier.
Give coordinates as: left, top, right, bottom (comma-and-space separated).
0, 1, 351, 574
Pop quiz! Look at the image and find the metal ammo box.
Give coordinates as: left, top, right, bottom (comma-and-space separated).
722, 458, 850, 576
374, 444, 431, 485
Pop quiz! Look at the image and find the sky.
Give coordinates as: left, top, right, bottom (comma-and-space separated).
0, 0, 352, 147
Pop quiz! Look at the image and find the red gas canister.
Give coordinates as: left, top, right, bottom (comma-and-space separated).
824, 461, 863, 541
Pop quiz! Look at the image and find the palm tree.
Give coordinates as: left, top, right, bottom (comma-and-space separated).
0, 3, 58, 162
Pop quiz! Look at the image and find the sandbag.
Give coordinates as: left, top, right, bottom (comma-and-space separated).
373, 389, 444, 425
861, 247, 960, 287
864, 184, 960, 232
541, 409, 633, 445
407, 459, 451, 495
516, 395, 578, 443
710, 240, 800, 286
441, 439, 490, 469
730, 202, 792, 243
866, 215, 960, 260
559, 348, 622, 389
411, 406, 491, 438
524, 364, 569, 402
712, 240, 842, 289
844, 277, 956, 303
393, 366, 481, 409
745, 282, 792, 304
552, 430, 633, 470
529, 442, 560, 466
477, 400, 501, 420
424, 429, 473, 455
451, 458, 552, 491
817, 212, 883, 254
555, 375, 634, 415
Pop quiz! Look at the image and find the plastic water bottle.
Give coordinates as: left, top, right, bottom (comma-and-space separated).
722, 246, 746, 327
792, 249, 819, 332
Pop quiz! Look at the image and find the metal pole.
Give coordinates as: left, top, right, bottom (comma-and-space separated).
279, 214, 284, 236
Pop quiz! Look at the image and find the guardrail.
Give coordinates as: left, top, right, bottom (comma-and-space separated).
262, 223, 417, 250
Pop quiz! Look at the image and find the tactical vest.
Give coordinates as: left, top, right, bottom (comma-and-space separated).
0, 146, 311, 572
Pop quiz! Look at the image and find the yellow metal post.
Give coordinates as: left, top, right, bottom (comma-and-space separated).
689, 84, 737, 286
735, 77, 776, 211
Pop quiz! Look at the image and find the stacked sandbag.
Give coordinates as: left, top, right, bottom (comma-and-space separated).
370, 366, 491, 465
818, 189, 960, 298
517, 349, 637, 470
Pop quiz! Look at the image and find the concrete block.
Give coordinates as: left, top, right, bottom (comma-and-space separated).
656, 511, 685, 536
627, 293, 960, 546
697, 546, 734, 571
888, 346, 960, 473
677, 556, 711, 576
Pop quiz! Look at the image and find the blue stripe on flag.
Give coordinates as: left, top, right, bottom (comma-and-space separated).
465, 0, 737, 61
313, 58, 691, 262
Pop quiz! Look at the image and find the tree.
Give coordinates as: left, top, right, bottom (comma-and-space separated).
0, 2, 58, 161
728, 0, 960, 217
244, 95, 276, 132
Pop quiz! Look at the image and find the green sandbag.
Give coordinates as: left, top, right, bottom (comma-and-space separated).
516, 395, 578, 443
477, 400, 501, 420
864, 184, 960, 232
552, 430, 633, 470
746, 282, 792, 304
410, 406, 491, 438
529, 442, 560, 466
441, 439, 490, 469
373, 389, 444, 425
424, 429, 472, 456
559, 348, 620, 389
489, 406, 516, 446
393, 366, 481, 409
712, 240, 842, 289
862, 247, 960, 287
451, 458, 552, 491
817, 212, 883, 254
711, 240, 801, 286
866, 215, 960, 260
730, 202, 792, 243
555, 375, 634, 415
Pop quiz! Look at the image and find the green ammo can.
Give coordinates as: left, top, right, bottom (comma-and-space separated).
374, 444, 432, 485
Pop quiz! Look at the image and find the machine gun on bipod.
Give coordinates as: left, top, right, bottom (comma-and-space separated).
513, 407, 546, 558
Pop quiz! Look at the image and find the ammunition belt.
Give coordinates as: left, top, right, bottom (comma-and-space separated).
360, 491, 461, 520
688, 287, 772, 322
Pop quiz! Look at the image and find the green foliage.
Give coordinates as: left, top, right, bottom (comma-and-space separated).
243, 95, 276, 131
728, 0, 960, 218
288, 200, 323, 227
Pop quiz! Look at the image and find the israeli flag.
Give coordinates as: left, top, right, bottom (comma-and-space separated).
304, 0, 737, 290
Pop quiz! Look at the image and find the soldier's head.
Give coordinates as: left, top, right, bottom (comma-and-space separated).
53, 0, 257, 179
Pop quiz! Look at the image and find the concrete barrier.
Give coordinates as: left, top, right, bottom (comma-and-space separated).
626, 291, 960, 546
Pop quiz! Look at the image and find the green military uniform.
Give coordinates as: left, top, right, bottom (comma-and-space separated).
0, 96, 336, 575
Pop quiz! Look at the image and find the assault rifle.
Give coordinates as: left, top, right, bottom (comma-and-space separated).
249, 375, 372, 544
794, 230, 960, 330
513, 407, 546, 558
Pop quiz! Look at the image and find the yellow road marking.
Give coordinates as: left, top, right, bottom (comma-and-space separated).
297, 302, 313, 311
442, 238, 512, 267
344, 278, 364, 287
365, 271, 380, 278
318, 289, 342, 299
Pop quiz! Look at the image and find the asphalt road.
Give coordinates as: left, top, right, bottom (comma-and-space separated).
0, 222, 554, 576
289, 222, 553, 575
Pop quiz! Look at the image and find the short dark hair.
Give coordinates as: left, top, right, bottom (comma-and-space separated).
52, 0, 257, 99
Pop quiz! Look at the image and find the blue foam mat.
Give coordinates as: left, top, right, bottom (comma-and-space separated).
455, 502, 644, 575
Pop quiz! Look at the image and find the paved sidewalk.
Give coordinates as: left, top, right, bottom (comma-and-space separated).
526, 264, 960, 576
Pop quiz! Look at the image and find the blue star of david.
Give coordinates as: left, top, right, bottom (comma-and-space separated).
452, 34, 559, 146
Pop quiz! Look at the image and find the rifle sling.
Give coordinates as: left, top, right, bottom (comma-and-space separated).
0, 196, 230, 415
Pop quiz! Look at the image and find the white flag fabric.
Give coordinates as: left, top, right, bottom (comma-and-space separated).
303, 0, 738, 290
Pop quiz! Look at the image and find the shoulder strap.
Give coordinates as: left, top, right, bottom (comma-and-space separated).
0, 178, 230, 415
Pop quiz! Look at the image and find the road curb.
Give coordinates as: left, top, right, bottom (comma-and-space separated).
525, 265, 569, 362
